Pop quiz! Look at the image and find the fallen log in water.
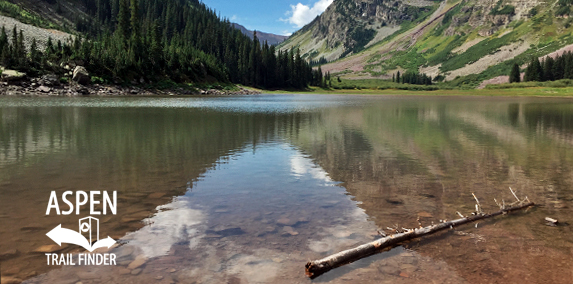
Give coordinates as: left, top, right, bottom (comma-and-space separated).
305, 191, 534, 278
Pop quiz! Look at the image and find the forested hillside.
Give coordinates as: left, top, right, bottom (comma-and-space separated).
0, 0, 315, 89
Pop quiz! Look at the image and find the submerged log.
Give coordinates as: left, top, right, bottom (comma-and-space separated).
305, 200, 534, 278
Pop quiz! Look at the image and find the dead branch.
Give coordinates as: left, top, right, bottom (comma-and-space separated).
305, 191, 534, 279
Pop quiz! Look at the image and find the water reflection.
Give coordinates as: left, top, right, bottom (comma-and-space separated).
124, 198, 206, 258
0, 95, 572, 283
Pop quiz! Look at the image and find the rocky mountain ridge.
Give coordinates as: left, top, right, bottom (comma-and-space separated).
280, 0, 573, 88
280, 0, 438, 61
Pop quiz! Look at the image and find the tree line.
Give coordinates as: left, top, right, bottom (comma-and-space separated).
392, 71, 433, 85
2, 0, 319, 89
510, 51, 573, 83
311, 66, 332, 87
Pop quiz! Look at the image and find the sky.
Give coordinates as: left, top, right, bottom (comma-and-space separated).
200, 0, 334, 36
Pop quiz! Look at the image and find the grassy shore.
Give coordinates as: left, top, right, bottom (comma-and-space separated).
259, 86, 573, 97
258, 79, 573, 97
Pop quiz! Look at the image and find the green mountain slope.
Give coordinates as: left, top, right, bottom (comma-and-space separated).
280, 0, 573, 88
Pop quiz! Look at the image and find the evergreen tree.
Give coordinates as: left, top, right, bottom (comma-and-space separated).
1, 44, 10, 67
117, 0, 131, 39
45, 37, 54, 57
149, 19, 162, 70
554, 55, 565, 80
30, 38, 39, 64
533, 58, 543, 81
509, 63, 521, 83
567, 52, 573, 79
543, 57, 554, 81
17, 30, 26, 67
10, 26, 17, 67
130, 0, 140, 42
527, 57, 543, 81
0, 26, 6, 53
294, 49, 303, 88
396, 71, 401, 84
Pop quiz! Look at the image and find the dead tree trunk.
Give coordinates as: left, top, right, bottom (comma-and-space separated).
305, 196, 534, 278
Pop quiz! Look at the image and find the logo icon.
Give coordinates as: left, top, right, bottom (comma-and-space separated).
46, 217, 116, 252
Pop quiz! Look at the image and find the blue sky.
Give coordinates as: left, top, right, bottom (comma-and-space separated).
200, 0, 333, 36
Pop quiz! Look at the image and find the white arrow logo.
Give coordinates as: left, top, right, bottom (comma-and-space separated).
46, 224, 116, 252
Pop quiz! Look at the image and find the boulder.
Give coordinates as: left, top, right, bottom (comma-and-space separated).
37, 86, 51, 93
72, 66, 90, 85
77, 87, 89, 95
1, 69, 26, 82
39, 74, 60, 86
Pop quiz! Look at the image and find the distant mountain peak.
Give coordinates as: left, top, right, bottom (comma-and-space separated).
231, 23, 288, 45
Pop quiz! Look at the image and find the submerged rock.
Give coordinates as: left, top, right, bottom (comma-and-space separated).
282, 226, 299, 236
76, 271, 100, 280
127, 256, 148, 269
417, 211, 433, 218
276, 217, 296, 226
2, 267, 20, 276
0, 249, 19, 260
33, 245, 64, 253
147, 192, 166, 199
207, 227, 245, 237
378, 265, 400, 275
130, 268, 142, 275
1, 276, 23, 284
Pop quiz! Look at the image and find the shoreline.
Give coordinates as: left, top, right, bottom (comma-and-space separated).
0, 77, 262, 97
3, 77, 573, 98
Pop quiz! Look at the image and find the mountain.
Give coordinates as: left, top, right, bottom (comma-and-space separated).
231, 23, 288, 45
279, 0, 573, 87
279, 0, 437, 61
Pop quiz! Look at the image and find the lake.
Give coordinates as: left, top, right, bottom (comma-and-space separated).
1, 94, 572, 284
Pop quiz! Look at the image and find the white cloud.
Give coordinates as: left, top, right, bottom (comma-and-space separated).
290, 153, 332, 183
284, 0, 333, 28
